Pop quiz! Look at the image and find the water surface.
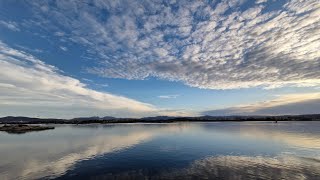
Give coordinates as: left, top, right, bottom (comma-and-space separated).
0, 122, 319, 180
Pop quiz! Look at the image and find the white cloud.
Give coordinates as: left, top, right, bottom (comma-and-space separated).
59, 46, 68, 51
15, 44, 44, 53
256, 0, 268, 4
99, 83, 109, 87
19, 0, 320, 90
0, 20, 20, 31
54, 31, 65, 36
0, 41, 159, 118
82, 78, 93, 82
203, 93, 320, 116
158, 94, 180, 99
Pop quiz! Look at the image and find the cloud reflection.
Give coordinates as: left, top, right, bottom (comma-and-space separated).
158, 155, 320, 180
1, 123, 319, 180
90, 155, 320, 180
0, 124, 189, 180
200, 122, 320, 150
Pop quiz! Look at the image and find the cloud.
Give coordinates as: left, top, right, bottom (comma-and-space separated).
0, 20, 20, 31
158, 94, 180, 99
255, 0, 268, 4
203, 93, 320, 116
15, 45, 44, 53
15, 0, 320, 89
54, 31, 65, 37
99, 83, 109, 87
81, 78, 93, 82
0, 41, 158, 118
59, 46, 68, 51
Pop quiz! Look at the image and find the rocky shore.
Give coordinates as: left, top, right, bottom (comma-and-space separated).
0, 124, 54, 134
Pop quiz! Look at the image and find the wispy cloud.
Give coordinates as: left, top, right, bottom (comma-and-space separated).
20, 0, 320, 89
99, 83, 109, 87
54, 31, 65, 37
82, 78, 93, 82
0, 41, 157, 118
158, 94, 180, 99
15, 44, 44, 53
203, 93, 320, 116
256, 0, 268, 4
59, 46, 68, 51
0, 20, 20, 31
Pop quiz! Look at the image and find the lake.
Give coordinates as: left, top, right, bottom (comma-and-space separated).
0, 122, 319, 180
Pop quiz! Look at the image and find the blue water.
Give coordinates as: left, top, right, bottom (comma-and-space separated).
0, 122, 319, 180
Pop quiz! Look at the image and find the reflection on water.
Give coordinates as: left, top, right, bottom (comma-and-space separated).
0, 124, 185, 180
162, 155, 320, 180
0, 122, 319, 180
93, 155, 320, 180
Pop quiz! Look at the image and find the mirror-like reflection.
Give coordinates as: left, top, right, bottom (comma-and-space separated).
92, 155, 320, 180
0, 122, 319, 180
0, 124, 187, 180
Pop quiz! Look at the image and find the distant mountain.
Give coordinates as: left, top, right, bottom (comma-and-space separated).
101, 116, 117, 120
199, 114, 320, 121
71, 116, 117, 121
0, 114, 319, 124
0, 116, 65, 123
71, 116, 101, 121
141, 116, 176, 121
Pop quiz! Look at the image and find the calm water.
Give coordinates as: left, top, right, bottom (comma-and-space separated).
0, 122, 319, 180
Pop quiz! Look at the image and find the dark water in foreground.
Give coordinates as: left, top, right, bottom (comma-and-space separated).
0, 122, 319, 180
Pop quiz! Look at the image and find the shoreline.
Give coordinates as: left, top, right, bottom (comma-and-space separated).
1, 114, 319, 125
0, 119, 318, 125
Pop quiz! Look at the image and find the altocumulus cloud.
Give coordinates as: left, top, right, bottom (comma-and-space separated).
0, 20, 20, 31
0, 41, 157, 118
18, 0, 320, 89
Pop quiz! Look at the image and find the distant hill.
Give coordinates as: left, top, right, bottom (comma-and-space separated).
141, 116, 177, 121
0, 114, 319, 124
70, 116, 117, 121
0, 116, 65, 124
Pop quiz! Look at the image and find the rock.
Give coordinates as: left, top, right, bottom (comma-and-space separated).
0, 124, 54, 134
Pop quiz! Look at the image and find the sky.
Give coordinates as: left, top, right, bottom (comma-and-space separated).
0, 0, 319, 118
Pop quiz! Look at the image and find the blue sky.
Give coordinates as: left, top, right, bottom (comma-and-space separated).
0, 0, 319, 118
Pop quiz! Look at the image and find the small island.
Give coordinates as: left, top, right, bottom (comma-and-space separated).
0, 124, 54, 134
